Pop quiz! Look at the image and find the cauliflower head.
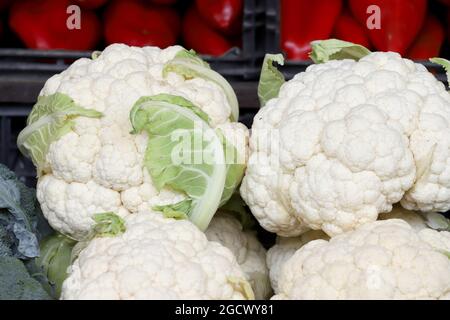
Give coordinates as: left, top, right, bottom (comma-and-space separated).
205, 213, 271, 299
241, 40, 450, 237
61, 212, 254, 300
266, 230, 328, 293
18, 44, 248, 240
273, 219, 450, 300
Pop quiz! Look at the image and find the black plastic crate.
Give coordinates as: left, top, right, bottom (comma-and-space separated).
0, 0, 265, 80
264, 0, 449, 82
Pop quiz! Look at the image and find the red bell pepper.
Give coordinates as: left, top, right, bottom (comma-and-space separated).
9, 0, 101, 50
72, 0, 109, 9
281, 0, 342, 60
333, 11, 371, 48
157, 5, 181, 39
147, 0, 178, 4
104, 0, 179, 48
182, 7, 233, 56
349, 0, 427, 55
407, 15, 444, 60
195, 0, 243, 36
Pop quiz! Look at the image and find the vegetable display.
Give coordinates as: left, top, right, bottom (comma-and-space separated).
242, 39, 450, 237
17, 44, 248, 241
0, 0, 244, 56
2, 0, 450, 300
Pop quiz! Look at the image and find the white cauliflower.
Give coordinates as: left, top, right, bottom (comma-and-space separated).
266, 206, 450, 295
205, 213, 271, 299
61, 212, 254, 300
18, 44, 248, 240
241, 39, 450, 237
273, 219, 450, 300
266, 230, 328, 293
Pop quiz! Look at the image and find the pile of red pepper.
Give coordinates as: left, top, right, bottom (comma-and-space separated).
0, 0, 242, 56
281, 0, 448, 60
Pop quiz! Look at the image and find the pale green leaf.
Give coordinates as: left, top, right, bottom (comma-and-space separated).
258, 54, 285, 106
91, 51, 102, 60
17, 93, 102, 175
310, 39, 372, 64
217, 131, 246, 206
424, 212, 450, 231
92, 212, 126, 238
130, 95, 227, 231
220, 193, 255, 230
36, 233, 76, 298
154, 199, 192, 220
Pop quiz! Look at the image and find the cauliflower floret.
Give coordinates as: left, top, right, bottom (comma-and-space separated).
205, 213, 271, 299
37, 175, 129, 237
61, 212, 254, 300
267, 230, 328, 293
29, 44, 246, 239
419, 229, 450, 253
273, 219, 450, 300
242, 51, 450, 237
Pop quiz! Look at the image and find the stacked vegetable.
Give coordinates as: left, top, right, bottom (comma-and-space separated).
9, 42, 274, 300
4, 36, 450, 299
281, 0, 447, 60
0, 0, 242, 56
241, 39, 450, 299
